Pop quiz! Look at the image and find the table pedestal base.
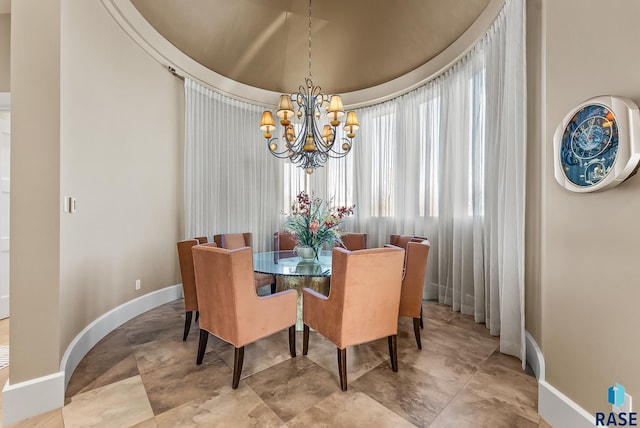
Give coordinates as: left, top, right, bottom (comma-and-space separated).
276, 275, 330, 331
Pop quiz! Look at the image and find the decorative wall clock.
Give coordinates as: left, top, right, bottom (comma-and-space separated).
553, 95, 640, 192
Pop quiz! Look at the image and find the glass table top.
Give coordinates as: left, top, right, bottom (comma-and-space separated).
253, 250, 332, 277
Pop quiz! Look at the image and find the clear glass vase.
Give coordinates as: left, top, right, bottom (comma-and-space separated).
295, 245, 320, 261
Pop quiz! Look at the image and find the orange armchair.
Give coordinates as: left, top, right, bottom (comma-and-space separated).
389, 234, 428, 250
393, 240, 430, 349
273, 231, 297, 258
192, 245, 297, 388
214, 232, 276, 293
337, 233, 367, 251
177, 239, 216, 341
302, 247, 405, 391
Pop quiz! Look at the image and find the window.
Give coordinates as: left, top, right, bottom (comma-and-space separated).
419, 96, 441, 217
469, 68, 485, 216
370, 111, 395, 217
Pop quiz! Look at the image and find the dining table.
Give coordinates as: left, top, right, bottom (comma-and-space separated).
253, 250, 332, 330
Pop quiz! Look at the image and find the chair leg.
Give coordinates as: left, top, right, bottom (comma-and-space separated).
196, 329, 208, 365
420, 306, 424, 329
413, 317, 422, 350
337, 347, 348, 391
289, 325, 296, 357
232, 346, 245, 389
303, 324, 310, 355
195, 310, 200, 322
183, 311, 193, 341
388, 335, 398, 372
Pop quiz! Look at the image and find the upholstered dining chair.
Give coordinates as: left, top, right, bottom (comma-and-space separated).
389, 234, 428, 250
214, 232, 276, 293
177, 239, 216, 341
273, 231, 297, 258
389, 234, 429, 328
192, 245, 297, 388
338, 233, 367, 251
302, 246, 405, 391
387, 240, 430, 349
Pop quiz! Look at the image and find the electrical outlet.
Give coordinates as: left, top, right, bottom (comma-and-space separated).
135, 279, 141, 290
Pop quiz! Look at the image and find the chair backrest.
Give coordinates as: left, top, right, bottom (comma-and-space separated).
389, 234, 428, 250
194, 236, 208, 244
214, 232, 253, 249
177, 239, 200, 312
191, 245, 260, 346
329, 247, 405, 347
273, 231, 297, 260
399, 240, 430, 319
338, 233, 367, 251
274, 231, 297, 251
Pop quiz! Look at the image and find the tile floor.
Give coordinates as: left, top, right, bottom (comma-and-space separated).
5, 301, 550, 427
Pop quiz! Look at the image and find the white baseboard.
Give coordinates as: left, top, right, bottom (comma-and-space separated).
2, 284, 182, 425
526, 330, 595, 427
539, 380, 595, 427
60, 284, 183, 387
525, 330, 545, 380
2, 372, 65, 425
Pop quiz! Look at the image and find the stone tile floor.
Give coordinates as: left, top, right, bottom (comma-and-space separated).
5, 300, 550, 427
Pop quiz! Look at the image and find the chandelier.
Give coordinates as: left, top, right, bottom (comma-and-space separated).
258, 0, 359, 174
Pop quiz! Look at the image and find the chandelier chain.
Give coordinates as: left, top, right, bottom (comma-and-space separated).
308, 0, 312, 79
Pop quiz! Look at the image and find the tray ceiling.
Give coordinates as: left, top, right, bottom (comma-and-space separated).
131, 0, 491, 94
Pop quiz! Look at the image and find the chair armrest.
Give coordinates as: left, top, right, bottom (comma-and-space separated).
258, 288, 297, 301
303, 287, 328, 301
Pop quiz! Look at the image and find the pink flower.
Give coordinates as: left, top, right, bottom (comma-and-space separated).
308, 220, 320, 235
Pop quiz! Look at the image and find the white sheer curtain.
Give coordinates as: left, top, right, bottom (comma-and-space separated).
348, 0, 526, 361
183, 79, 283, 251
183, 0, 525, 362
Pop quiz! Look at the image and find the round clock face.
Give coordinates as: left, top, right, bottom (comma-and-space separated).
560, 104, 619, 187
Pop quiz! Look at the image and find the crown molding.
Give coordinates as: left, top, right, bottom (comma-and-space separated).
101, 0, 504, 109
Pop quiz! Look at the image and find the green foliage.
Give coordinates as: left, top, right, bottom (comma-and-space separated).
282, 192, 355, 249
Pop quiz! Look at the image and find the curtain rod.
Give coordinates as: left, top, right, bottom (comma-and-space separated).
168, 66, 185, 81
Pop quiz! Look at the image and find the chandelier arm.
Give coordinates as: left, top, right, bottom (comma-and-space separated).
265, 138, 296, 158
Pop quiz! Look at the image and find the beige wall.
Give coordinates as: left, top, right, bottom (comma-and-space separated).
10, 0, 183, 384
543, 0, 640, 414
58, 0, 183, 354
0, 13, 9, 92
525, 0, 543, 344
10, 0, 62, 383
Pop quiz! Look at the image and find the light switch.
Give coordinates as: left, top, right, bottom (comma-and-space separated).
70, 197, 77, 213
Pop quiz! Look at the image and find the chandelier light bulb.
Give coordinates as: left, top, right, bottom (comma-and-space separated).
306, 167, 314, 174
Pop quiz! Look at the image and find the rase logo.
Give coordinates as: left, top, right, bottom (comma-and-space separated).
596, 383, 637, 426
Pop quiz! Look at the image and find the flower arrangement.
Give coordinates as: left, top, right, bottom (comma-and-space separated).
283, 191, 355, 258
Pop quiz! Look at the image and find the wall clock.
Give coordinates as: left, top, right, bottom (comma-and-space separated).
553, 95, 640, 192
